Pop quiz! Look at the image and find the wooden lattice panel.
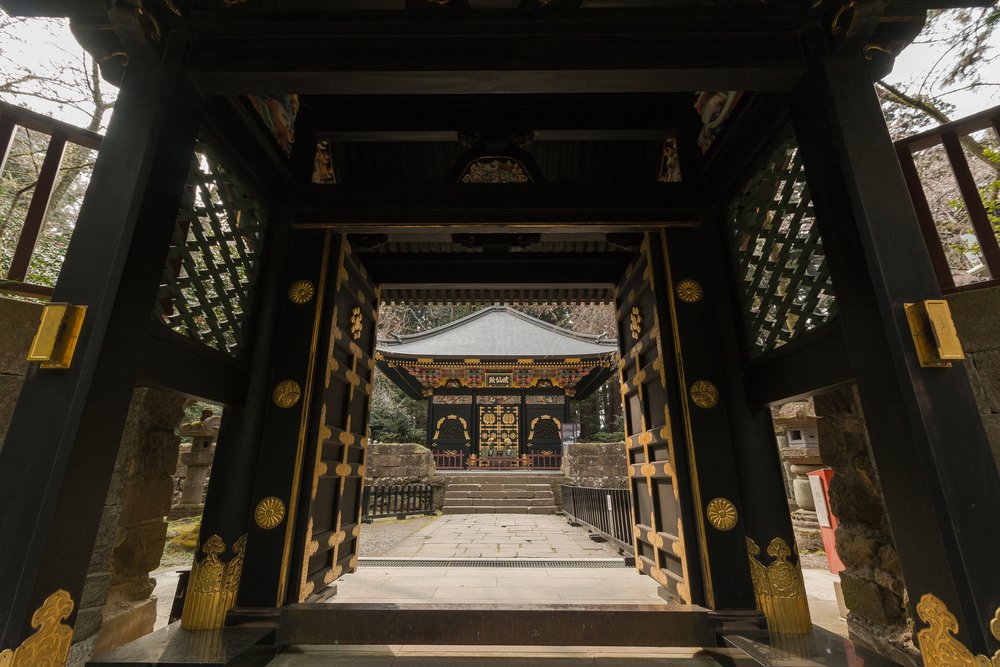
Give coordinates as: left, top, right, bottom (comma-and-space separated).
727, 140, 837, 356
155, 141, 268, 356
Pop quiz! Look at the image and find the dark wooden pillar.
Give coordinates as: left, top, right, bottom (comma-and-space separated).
791, 54, 1000, 656
179, 217, 291, 628
697, 220, 812, 633
0, 38, 201, 650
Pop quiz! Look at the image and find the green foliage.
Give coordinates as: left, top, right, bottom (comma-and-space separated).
369, 376, 425, 444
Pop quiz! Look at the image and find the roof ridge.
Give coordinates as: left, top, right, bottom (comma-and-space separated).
381, 306, 616, 347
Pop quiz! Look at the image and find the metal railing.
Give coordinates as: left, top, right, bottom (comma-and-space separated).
432, 450, 465, 470
895, 105, 1000, 293
361, 484, 435, 521
0, 102, 103, 300
561, 484, 633, 551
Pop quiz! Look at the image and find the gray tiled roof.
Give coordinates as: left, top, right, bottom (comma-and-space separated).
377, 307, 618, 359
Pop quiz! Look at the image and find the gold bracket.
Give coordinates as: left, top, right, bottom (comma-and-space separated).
904, 300, 965, 368
26, 303, 86, 369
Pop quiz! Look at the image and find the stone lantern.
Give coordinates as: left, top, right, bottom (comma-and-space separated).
176, 409, 220, 510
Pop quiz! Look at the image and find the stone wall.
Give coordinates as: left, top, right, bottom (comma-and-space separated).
813, 387, 917, 666
70, 388, 186, 664
0, 298, 42, 446
562, 441, 628, 488
948, 285, 1000, 471
364, 443, 444, 508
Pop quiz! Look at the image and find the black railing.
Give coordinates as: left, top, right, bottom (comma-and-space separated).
362, 484, 435, 521
561, 484, 633, 551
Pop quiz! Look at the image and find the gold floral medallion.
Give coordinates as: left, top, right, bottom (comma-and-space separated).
254, 497, 286, 529
706, 498, 738, 531
272, 380, 302, 409
630, 306, 643, 340
288, 280, 315, 304
676, 279, 704, 304
689, 380, 719, 409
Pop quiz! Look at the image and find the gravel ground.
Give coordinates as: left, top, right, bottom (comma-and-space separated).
358, 514, 441, 556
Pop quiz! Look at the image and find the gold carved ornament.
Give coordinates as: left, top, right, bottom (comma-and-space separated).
746, 537, 811, 634
180, 534, 247, 630
916, 593, 1000, 667
288, 280, 316, 304
255, 497, 286, 530
630, 306, 643, 340
689, 380, 719, 409
676, 279, 704, 304
706, 498, 738, 531
350, 306, 363, 340
0, 590, 74, 667
272, 380, 302, 409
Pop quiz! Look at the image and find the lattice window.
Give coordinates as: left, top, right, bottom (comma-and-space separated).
155, 142, 268, 356
728, 140, 837, 357
438, 417, 468, 441
532, 418, 561, 441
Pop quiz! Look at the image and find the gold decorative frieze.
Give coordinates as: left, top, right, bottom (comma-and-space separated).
689, 380, 719, 409
288, 280, 315, 304
630, 306, 643, 340
916, 593, 1000, 667
747, 537, 811, 634
706, 498, 738, 531
0, 590, 74, 666
181, 534, 247, 629
676, 279, 704, 304
255, 497, 286, 530
272, 380, 302, 408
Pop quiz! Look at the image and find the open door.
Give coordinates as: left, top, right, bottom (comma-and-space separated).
294, 235, 380, 599
615, 233, 704, 604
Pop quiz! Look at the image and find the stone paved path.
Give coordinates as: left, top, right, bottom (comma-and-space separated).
378, 514, 624, 559
327, 514, 659, 605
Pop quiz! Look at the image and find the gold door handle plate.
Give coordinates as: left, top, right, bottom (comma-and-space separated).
27, 303, 87, 369
904, 300, 965, 368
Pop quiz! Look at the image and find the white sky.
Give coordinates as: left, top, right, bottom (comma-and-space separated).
0, 10, 998, 130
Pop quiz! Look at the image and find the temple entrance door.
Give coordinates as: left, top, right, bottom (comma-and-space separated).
240, 232, 379, 606
614, 233, 704, 604
477, 403, 521, 467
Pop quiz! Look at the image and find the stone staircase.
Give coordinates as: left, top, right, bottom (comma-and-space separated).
441, 473, 564, 514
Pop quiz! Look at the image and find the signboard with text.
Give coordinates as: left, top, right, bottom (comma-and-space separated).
485, 373, 513, 388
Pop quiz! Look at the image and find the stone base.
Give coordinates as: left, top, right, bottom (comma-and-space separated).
91, 597, 158, 657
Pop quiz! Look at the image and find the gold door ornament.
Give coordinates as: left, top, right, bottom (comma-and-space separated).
706, 498, 738, 531
350, 306, 363, 340
746, 537, 811, 634
255, 497, 286, 529
272, 380, 302, 408
630, 306, 643, 340
288, 280, 316, 304
676, 279, 704, 304
689, 380, 719, 409
0, 590, 74, 667
181, 534, 247, 629
916, 593, 1000, 667
478, 404, 519, 459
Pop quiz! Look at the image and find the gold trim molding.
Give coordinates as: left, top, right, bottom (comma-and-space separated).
181, 534, 247, 630
916, 593, 1000, 666
0, 590, 73, 666
255, 497, 286, 529
747, 537, 811, 634
706, 498, 738, 531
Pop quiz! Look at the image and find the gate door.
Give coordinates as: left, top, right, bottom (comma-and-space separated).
295, 234, 379, 600
615, 234, 703, 604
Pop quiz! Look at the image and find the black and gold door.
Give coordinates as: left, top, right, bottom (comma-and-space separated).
477, 404, 520, 460
615, 230, 756, 611
239, 232, 379, 607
